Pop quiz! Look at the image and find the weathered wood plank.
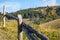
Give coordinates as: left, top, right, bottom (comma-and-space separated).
18, 15, 23, 40
2, 5, 6, 28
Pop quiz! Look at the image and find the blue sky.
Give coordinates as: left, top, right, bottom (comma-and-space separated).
0, 0, 60, 13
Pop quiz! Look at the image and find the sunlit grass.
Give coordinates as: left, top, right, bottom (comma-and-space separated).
33, 25, 60, 40
0, 19, 60, 40
0, 20, 18, 40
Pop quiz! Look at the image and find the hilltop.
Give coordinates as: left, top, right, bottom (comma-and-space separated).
0, 6, 60, 24
9, 6, 60, 24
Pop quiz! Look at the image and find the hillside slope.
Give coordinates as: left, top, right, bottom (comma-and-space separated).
40, 19, 60, 29
9, 6, 60, 24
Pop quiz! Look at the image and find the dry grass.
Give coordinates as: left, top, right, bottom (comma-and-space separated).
40, 19, 60, 29
0, 19, 60, 40
0, 20, 18, 40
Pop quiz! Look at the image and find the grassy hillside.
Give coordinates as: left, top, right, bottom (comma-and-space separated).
40, 19, 60, 29
0, 19, 60, 40
9, 6, 60, 24
23, 19, 60, 40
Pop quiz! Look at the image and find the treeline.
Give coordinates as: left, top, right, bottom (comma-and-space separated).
0, 6, 60, 24
10, 6, 60, 18
9, 6, 60, 24
10, 6, 60, 19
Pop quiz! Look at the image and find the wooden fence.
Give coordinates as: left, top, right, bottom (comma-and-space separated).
0, 5, 49, 40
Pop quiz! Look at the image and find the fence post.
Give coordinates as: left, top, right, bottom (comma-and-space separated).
2, 5, 6, 28
18, 15, 23, 40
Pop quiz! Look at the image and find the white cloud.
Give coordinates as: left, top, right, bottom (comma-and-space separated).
0, 1, 21, 12
42, 0, 57, 6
